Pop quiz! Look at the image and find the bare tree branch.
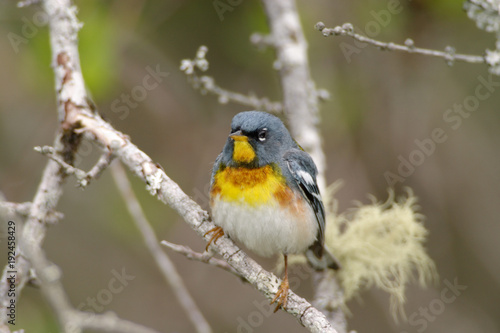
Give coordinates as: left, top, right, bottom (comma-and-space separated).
315, 22, 486, 65
43, 0, 89, 121
0, 1, 159, 332
261, 0, 327, 190
0, 0, 96, 315
160, 240, 241, 278
312, 271, 348, 332
110, 162, 212, 333
0, 134, 67, 325
0, 1, 164, 329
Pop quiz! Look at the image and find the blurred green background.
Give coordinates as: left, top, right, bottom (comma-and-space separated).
1, 0, 499, 332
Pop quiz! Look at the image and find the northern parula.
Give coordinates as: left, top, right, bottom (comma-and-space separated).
206, 111, 338, 312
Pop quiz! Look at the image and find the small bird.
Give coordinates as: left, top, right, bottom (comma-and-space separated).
206, 111, 338, 312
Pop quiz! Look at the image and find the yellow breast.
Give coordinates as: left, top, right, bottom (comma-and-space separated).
211, 165, 292, 206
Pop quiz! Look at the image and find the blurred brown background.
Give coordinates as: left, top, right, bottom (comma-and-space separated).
1, 0, 499, 332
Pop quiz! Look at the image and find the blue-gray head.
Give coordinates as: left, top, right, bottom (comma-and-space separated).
221, 111, 297, 167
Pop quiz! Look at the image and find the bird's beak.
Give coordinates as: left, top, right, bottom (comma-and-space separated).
229, 130, 248, 142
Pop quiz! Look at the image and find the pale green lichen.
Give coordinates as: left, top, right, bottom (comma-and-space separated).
276, 184, 437, 321
323, 185, 438, 321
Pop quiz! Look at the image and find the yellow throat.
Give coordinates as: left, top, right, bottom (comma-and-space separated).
232, 135, 256, 163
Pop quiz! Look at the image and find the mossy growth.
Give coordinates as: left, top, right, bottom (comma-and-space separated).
324, 184, 438, 321
281, 184, 438, 322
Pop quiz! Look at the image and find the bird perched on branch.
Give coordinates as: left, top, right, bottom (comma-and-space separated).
206, 111, 339, 312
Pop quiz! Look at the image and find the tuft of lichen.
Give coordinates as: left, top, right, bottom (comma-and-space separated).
324, 185, 438, 322
464, 0, 500, 74
464, 0, 500, 33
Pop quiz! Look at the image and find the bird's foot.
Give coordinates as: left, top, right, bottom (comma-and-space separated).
204, 226, 225, 251
271, 276, 290, 313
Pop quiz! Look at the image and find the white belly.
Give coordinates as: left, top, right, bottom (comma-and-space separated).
211, 196, 318, 257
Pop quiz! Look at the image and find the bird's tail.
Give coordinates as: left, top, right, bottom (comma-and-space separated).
306, 241, 341, 271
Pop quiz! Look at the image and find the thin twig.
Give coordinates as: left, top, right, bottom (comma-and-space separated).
111, 162, 212, 333
82, 151, 114, 186
0, 201, 63, 224
17, 0, 40, 7
35, 145, 113, 188
0, 201, 32, 217
315, 21, 486, 65
180, 46, 283, 113
35, 145, 87, 178
161, 240, 241, 278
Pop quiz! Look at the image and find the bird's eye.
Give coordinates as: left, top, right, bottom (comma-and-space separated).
258, 128, 267, 142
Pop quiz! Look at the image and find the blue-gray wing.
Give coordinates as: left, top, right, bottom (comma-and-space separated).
283, 149, 325, 258
210, 153, 224, 187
